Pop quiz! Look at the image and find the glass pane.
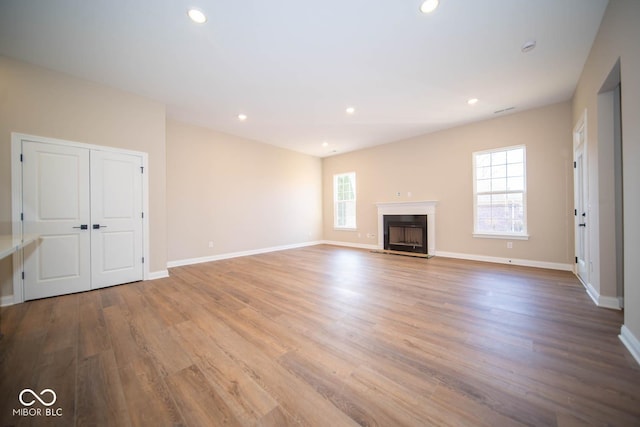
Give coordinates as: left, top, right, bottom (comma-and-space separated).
507, 177, 524, 191
476, 153, 491, 167
507, 148, 523, 163
507, 163, 523, 177
476, 179, 490, 193
491, 165, 506, 178
492, 193, 507, 204
476, 166, 491, 179
491, 151, 506, 165
507, 192, 523, 204
492, 178, 506, 192
477, 194, 491, 205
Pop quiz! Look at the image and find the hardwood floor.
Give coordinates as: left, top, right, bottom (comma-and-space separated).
1, 245, 639, 426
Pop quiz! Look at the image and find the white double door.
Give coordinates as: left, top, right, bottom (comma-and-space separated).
22, 140, 144, 301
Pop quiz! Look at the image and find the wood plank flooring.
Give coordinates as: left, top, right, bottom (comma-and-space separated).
1, 245, 639, 426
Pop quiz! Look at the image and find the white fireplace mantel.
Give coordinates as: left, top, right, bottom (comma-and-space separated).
376, 201, 437, 255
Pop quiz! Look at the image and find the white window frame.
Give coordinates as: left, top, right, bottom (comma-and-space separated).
472, 145, 529, 240
333, 172, 357, 230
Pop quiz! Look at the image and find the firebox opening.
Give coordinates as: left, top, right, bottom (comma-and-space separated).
383, 215, 428, 254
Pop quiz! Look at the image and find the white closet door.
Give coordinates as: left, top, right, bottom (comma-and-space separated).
22, 141, 91, 300
90, 150, 143, 289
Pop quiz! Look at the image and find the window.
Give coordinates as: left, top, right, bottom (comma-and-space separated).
473, 146, 528, 238
333, 172, 356, 229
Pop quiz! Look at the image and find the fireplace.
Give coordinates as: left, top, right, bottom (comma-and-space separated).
384, 215, 427, 254
376, 201, 437, 255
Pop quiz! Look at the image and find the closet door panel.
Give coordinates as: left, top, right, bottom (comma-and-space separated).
22, 141, 91, 300
90, 150, 144, 289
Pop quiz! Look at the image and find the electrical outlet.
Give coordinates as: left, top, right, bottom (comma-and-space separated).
208, 241, 214, 248
507, 241, 513, 249
396, 191, 401, 197
367, 233, 376, 239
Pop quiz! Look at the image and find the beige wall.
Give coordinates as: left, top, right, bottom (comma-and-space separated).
166, 119, 322, 262
573, 0, 640, 345
323, 102, 574, 266
0, 56, 168, 299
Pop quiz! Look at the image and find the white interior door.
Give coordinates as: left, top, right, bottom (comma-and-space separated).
90, 150, 143, 289
574, 127, 589, 285
22, 141, 91, 300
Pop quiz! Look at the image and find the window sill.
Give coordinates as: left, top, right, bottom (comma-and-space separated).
334, 227, 358, 232
473, 233, 529, 240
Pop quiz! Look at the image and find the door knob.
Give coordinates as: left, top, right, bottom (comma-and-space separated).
72, 224, 88, 230
579, 223, 587, 227
92, 224, 107, 229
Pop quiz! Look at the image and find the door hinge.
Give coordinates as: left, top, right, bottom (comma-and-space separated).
142, 257, 145, 264
140, 166, 144, 173
575, 256, 578, 263
141, 212, 144, 219
22, 271, 24, 280
573, 161, 576, 168
20, 154, 23, 162
574, 209, 577, 216
20, 212, 23, 221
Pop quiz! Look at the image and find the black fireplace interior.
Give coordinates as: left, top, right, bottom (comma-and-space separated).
383, 214, 428, 254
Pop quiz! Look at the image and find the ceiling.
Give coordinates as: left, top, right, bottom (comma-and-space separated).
0, 0, 608, 157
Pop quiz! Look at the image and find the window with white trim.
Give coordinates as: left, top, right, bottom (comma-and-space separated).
473, 146, 528, 238
333, 172, 356, 229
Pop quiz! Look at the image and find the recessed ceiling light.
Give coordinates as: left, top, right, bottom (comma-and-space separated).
467, 98, 479, 105
322, 141, 329, 147
345, 107, 355, 115
420, 0, 440, 14
521, 40, 536, 53
187, 9, 207, 24
237, 113, 247, 121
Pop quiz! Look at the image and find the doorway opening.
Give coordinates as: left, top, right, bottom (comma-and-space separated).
598, 60, 624, 307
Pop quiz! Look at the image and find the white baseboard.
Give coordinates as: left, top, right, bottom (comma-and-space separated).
1, 295, 14, 307
582, 280, 600, 305
598, 295, 623, 310
435, 251, 573, 271
147, 270, 170, 280
167, 241, 324, 268
320, 240, 378, 250
619, 325, 640, 366
578, 277, 622, 310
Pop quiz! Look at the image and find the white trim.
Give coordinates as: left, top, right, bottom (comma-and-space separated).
472, 145, 528, 237
148, 270, 170, 280
10, 132, 150, 300
376, 201, 437, 255
473, 233, 529, 240
11, 139, 24, 303
167, 241, 323, 268
619, 325, 640, 366
1, 295, 14, 307
142, 154, 151, 281
573, 111, 590, 292
577, 275, 622, 310
598, 296, 622, 310
581, 278, 600, 305
435, 251, 573, 271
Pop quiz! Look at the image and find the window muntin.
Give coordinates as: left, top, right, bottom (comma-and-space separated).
473, 146, 527, 238
333, 172, 356, 229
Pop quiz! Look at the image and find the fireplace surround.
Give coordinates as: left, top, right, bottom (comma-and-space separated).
376, 201, 437, 255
